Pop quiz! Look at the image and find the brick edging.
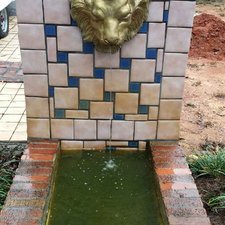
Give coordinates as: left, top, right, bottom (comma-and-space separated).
151, 145, 211, 225
0, 140, 59, 225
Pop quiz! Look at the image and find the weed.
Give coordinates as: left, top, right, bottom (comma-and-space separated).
188, 148, 225, 178
208, 194, 225, 212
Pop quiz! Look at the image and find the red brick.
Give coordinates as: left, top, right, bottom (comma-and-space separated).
21, 154, 54, 162
10, 182, 49, 191
8, 189, 48, 199
168, 215, 211, 225
16, 167, 52, 176
13, 175, 50, 183
24, 148, 57, 155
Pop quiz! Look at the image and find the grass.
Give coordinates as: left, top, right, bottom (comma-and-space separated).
208, 194, 225, 212
0, 143, 25, 210
188, 148, 225, 178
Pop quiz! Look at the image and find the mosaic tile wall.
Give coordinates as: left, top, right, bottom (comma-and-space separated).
16, 0, 195, 150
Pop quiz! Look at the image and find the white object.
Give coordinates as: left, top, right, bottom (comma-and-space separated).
0, 0, 15, 11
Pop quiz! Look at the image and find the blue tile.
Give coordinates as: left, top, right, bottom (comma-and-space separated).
146, 48, 158, 59
83, 42, 94, 53
68, 77, 79, 87
57, 52, 68, 63
79, 100, 89, 110
155, 72, 162, 83
104, 92, 115, 102
139, 22, 148, 33
49, 87, 54, 97
94, 68, 105, 79
71, 19, 77, 26
113, 114, 125, 120
139, 105, 148, 114
45, 25, 56, 37
130, 82, 140, 93
55, 109, 65, 119
163, 10, 169, 23
120, 58, 131, 69
128, 141, 138, 147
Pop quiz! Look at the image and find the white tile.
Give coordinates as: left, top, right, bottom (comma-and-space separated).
148, 23, 166, 48
49, 63, 68, 86
147, 1, 164, 22
134, 121, 157, 140
95, 50, 120, 68
112, 121, 134, 140
74, 120, 96, 140
27, 118, 50, 138
51, 119, 74, 139
47, 38, 57, 62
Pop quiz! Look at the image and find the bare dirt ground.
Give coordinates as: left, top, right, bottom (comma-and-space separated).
180, 3, 225, 154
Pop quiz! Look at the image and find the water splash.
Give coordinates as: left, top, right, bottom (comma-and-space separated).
103, 159, 117, 171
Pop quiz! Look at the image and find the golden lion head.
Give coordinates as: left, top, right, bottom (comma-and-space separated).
71, 0, 150, 53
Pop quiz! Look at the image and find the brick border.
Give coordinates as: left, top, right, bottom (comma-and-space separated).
151, 145, 211, 225
0, 140, 59, 225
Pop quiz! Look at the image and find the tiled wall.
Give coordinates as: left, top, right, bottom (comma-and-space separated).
16, 0, 195, 150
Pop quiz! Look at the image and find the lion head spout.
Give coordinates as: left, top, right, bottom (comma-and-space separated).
71, 0, 150, 53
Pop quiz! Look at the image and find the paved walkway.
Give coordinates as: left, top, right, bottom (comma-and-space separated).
0, 16, 26, 141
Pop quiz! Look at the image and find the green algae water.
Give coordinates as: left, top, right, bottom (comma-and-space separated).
47, 151, 165, 225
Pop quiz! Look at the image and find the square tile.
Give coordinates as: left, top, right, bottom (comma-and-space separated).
147, 2, 164, 22
58, 26, 83, 52
148, 106, 159, 120
131, 59, 155, 82
69, 54, 93, 77
134, 121, 157, 140
140, 84, 160, 105
26, 97, 49, 118
51, 119, 73, 139
157, 120, 180, 140
148, 23, 166, 48
80, 79, 103, 101
98, 120, 111, 140
55, 88, 78, 109
74, 120, 96, 140
159, 100, 183, 120
95, 50, 120, 68
27, 118, 50, 138
112, 121, 134, 140
49, 63, 68, 86
90, 102, 113, 119
105, 69, 129, 92
115, 93, 139, 114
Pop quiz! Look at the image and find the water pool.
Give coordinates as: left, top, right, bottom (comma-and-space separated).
47, 150, 166, 225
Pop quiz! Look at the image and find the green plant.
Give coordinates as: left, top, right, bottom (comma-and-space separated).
208, 194, 225, 212
188, 149, 225, 178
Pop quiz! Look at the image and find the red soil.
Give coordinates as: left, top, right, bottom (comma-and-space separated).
189, 13, 225, 61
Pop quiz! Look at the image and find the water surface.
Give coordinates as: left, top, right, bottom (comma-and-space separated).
47, 151, 165, 225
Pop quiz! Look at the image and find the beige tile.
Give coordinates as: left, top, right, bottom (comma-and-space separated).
51, 119, 73, 139
131, 59, 155, 82
112, 121, 134, 140
156, 49, 164, 72
0, 131, 13, 141
125, 115, 148, 121
21, 50, 47, 74
147, 2, 164, 22
140, 84, 160, 105
163, 53, 188, 76
165, 28, 192, 53
161, 77, 185, 98
16, 0, 43, 23
24, 75, 48, 97
61, 141, 83, 150
18, 24, 45, 50
95, 50, 120, 68
134, 121, 157, 140
50, 97, 54, 118
139, 141, 146, 150
80, 79, 103, 100
43, 0, 71, 24
11, 131, 27, 141
69, 54, 93, 77
47, 38, 57, 62
121, 34, 147, 58
106, 141, 128, 147
148, 106, 159, 120
74, 120, 96, 140
1, 115, 22, 122
84, 141, 106, 150
105, 69, 129, 92
55, 88, 78, 109
65, 110, 88, 119
148, 23, 166, 48
49, 63, 68, 86
90, 102, 113, 119
27, 118, 50, 138
168, 1, 196, 27
0, 122, 18, 131
26, 97, 49, 118
115, 93, 139, 114
159, 100, 183, 120
58, 26, 83, 52
157, 120, 180, 140
98, 120, 111, 140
